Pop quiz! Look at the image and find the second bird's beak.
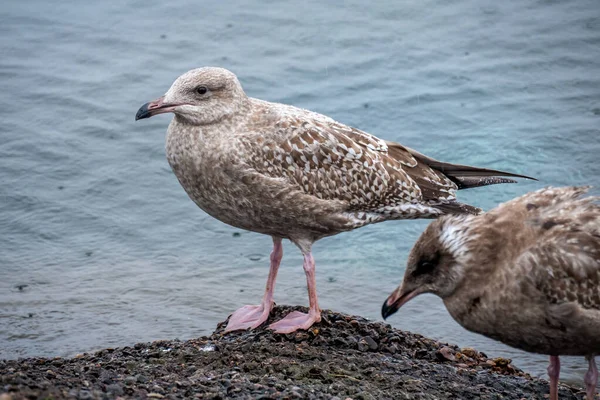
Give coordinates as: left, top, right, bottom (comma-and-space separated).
135, 96, 180, 120
381, 284, 421, 320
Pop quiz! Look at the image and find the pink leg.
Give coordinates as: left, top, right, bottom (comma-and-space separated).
268, 252, 321, 334
224, 237, 283, 332
548, 355, 560, 400
585, 355, 598, 400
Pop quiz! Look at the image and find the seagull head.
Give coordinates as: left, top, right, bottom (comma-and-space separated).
381, 215, 476, 320
135, 67, 248, 125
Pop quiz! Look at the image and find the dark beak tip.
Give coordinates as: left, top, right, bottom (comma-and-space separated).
135, 102, 151, 121
381, 299, 395, 320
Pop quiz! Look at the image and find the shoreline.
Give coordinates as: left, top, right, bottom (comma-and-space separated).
0, 305, 586, 399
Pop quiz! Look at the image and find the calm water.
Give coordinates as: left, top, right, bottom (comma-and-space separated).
1, 0, 599, 386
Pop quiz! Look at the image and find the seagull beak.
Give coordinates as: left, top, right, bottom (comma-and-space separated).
381, 285, 421, 320
135, 96, 180, 120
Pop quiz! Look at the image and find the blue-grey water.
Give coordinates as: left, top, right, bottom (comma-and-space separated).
1, 0, 599, 387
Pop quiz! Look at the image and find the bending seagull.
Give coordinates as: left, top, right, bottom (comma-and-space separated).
136, 67, 533, 334
382, 186, 600, 400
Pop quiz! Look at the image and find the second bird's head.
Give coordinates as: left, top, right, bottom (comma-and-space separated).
381, 215, 479, 320
135, 67, 247, 125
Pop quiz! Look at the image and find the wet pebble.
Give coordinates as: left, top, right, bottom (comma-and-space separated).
105, 383, 123, 396
364, 336, 378, 350
437, 346, 456, 362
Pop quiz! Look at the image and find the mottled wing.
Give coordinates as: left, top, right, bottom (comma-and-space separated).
242, 115, 459, 218
320, 124, 461, 205
385, 142, 462, 204
493, 186, 593, 217
520, 236, 600, 311
515, 190, 600, 310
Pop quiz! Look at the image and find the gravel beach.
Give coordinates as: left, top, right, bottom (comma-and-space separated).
0, 306, 587, 399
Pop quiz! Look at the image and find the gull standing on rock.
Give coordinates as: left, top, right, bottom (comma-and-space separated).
136, 67, 533, 334
382, 186, 600, 400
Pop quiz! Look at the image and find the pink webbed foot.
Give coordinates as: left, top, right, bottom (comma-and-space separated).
269, 251, 321, 334
225, 237, 283, 333
268, 309, 321, 334
224, 302, 273, 332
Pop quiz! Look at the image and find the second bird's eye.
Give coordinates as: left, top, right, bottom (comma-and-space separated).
413, 251, 441, 276
414, 261, 436, 276
196, 86, 208, 95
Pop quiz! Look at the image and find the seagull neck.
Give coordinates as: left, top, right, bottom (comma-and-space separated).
171, 114, 237, 135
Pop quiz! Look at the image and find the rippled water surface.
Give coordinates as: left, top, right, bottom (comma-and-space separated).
1, 0, 600, 386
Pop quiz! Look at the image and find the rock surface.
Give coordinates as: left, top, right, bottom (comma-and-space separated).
0, 306, 587, 399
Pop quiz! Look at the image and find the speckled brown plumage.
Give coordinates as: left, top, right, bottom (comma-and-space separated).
136, 67, 532, 335
382, 186, 600, 399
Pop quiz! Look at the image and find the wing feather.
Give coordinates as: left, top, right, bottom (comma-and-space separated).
242, 112, 528, 217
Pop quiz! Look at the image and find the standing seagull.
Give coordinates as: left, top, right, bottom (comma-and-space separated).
136, 67, 532, 334
382, 186, 600, 400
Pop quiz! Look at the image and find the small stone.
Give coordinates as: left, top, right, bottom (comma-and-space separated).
364, 336, 378, 350
147, 394, 164, 399
152, 385, 164, 393
290, 386, 303, 398
124, 376, 137, 385
312, 335, 328, 346
382, 344, 398, 354
100, 370, 113, 384
106, 384, 124, 396
493, 357, 512, 367
436, 346, 455, 361
77, 390, 93, 400
136, 374, 148, 383
335, 320, 350, 329
294, 332, 309, 342
461, 347, 478, 358
357, 339, 369, 352
413, 348, 429, 359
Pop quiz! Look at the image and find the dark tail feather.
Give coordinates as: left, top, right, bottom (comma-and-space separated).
405, 147, 537, 189
451, 176, 518, 190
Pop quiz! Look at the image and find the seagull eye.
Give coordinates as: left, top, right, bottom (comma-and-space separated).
414, 261, 436, 276
413, 252, 441, 276
196, 86, 208, 95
